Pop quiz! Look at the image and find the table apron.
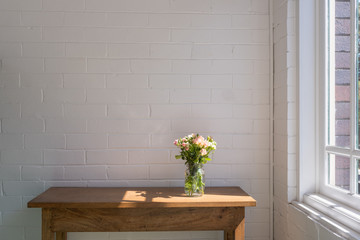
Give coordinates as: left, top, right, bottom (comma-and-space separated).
49, 207, 244, 232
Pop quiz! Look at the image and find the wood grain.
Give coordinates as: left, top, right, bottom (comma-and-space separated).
235, 213, 245, 240
51, 207, 244, 232
56, 232, 67, 240
224, 230, 235, 240
42, 208, 54, 240
224, 208, 245, 240
28, 187, 256, 209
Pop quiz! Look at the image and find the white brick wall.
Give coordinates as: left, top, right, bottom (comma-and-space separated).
273, 0, 288, 238
272, 0, 306, 240
0, 0, 270, 240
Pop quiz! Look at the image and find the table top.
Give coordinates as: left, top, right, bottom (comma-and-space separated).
27, 187, 256, 208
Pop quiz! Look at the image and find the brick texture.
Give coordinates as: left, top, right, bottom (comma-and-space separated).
273, 0, 297, 240
333, 0, 351, 188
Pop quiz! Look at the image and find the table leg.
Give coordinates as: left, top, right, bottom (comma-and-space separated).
224, 208, 245, 240
42, 209, 54, 240
224, 230, 235, 240
224, 223, 244, 240
56, 232, 67, 240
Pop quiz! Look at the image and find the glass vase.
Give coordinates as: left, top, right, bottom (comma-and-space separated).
184, 163, 205, 197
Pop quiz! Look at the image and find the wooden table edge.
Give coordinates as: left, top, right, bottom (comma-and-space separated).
27, 186, 256, 209
28, 202, 256, 208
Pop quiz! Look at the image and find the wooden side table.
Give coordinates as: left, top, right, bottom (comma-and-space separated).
28, 187, 256, 240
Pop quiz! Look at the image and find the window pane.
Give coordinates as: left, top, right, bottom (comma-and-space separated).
329, 0, 351, 148
328, 154, 350, 191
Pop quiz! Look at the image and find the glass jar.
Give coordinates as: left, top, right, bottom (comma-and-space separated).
184, 163, 205, 197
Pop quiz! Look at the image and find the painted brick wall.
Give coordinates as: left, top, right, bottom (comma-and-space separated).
0, 0, 271, 240
272, 0, 296, 239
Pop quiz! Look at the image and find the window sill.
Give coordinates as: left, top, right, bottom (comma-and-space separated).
292, 194, 360, 240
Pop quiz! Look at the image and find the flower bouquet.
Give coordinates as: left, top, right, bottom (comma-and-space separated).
174, 134, 216, 196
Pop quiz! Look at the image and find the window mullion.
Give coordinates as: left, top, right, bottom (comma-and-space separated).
328, 0, 336, 147
350, 0, 357, 194
325, 145, 351, 155
351, 149, 360, 156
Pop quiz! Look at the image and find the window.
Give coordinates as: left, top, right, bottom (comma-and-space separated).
319, 0, 360, 210
298, 1, 360, 237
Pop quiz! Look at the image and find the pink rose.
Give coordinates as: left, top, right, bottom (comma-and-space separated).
200, 148, 207, 156
193, 136, 205, 145
174, 140, 178, 146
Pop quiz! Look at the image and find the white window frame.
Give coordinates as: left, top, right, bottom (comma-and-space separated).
298, 0, 318, 201
298, 0, 360, 212
320, 0, 360, 210
297, 1, 360, 236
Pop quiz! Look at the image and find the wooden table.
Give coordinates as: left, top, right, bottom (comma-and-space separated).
28, 187, 256, 240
